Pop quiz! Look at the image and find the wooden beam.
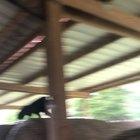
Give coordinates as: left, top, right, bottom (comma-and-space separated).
82, 72, 140, 93
63, 7, 140, 39
3, 48, 139, 104
0, 20, 76, 103
66, 49, 140, 82
0, 82, 47, 94
0, 36, 44, 73
0, 40, 44, 103
4, 90, 89, 105
45, 1, 70, 140
23, 33, 120, 83
0, 28, 41, 74
0, 82, 89, 97
0, 20, 75, 78
0, 19, 74, 81
0, 105, 22, 110
58, 0, 140, 32
2, 73, 140, 106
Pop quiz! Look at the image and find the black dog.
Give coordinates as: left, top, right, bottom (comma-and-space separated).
18, 97, 54, 119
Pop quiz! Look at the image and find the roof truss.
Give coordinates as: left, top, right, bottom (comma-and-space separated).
0, 0, 139, 109
22, 33, 120, 83
0, 82, 89, 98
59, 0, 140, 33
82, 71, 140, 92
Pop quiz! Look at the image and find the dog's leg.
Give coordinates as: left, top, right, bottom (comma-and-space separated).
38, 113, 41, 118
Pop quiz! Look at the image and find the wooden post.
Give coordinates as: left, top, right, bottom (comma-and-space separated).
45, 1, 69, 140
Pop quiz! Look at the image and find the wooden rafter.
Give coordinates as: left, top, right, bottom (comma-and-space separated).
0, 20, 75, 76
22, 33, 120, 83
0, 23, 75, 105
0, 105, 22, 110
0, 19, 75, 80
81, 72, 140, 92
46, 1, 70, 140
0, 29, 41, 74
0, 82, 47, 94
58, 0, 140, 32
2, 72, 140, 106
66, 49, 140, 82
0, 40, 43, 100
0, 0, 139, 112
0, 35, 44, 73
0, 82, 89, 98
0, 21, 76, 102
4, 90, 89, 105
0, 1, 75, 74
63, 7, 140, 39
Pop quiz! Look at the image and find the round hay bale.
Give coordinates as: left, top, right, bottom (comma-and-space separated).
0, 125, 13, 140
110, 128, 140, 140
6, 119, 110, 140
6, 119, 46, 140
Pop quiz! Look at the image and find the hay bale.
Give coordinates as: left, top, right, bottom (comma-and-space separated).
6, 120, 46, 140
6, 119, 110, 140
69, 119, 110, 140
110, 128, 140, 140
5, 119, 140, 140
0, 125, 13, 140
108, 121, 140, 138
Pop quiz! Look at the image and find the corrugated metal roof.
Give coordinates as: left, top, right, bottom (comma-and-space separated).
0, 23, 139, 86
113, 0, 140, 15
0, 24, 108, 83
66, 57, 140, 91
0, 48, 46, 82
0, 0, 42, 62
64, 37, 140, 78
0, 0, 139, 108
0, 22, 139, 106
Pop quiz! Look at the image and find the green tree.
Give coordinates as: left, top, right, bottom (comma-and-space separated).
72, 88, 130, 120
4, 110, 18, 123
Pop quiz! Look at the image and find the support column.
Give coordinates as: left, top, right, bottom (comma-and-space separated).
45, 1, 70, 140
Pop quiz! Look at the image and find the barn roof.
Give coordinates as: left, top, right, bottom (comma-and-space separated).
0, 0, 140, 109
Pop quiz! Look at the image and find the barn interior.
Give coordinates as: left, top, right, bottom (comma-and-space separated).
0, 0, 140, 140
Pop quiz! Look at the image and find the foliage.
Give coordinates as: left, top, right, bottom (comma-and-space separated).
70, 88, 130, 121
3, 110, 18, 123
3, 111, 40, 123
